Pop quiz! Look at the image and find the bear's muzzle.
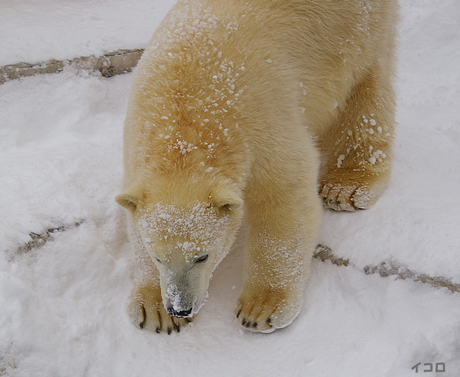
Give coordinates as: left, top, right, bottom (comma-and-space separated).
167, 306, 193, 318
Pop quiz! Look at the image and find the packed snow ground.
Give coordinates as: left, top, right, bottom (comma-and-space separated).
1, 0, 460, 376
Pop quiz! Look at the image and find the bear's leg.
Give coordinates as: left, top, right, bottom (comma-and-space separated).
127, 240, 192, 334
235, 184, 321, 332
319, 70, 395, 211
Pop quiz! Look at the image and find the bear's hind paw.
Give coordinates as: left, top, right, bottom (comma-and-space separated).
319, 182, 372, 211
319, 168, 390, 211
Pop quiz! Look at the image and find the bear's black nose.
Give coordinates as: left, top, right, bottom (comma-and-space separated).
167, 307, 192, 318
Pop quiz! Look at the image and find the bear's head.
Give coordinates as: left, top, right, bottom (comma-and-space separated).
116, 176, 243, 318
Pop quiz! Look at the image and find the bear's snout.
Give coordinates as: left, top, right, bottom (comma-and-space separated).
167, 306, 193, 318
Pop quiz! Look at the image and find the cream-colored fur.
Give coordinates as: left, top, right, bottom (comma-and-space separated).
116, 0, 398, 333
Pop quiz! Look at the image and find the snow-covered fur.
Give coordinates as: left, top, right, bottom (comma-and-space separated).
116, 0, 398, 333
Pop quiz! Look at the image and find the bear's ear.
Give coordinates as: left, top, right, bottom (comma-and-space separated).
212, 188, 243, 212
115, 186, 143, 212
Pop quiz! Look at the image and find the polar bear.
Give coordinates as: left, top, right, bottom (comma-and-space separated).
116, 0, 398, 333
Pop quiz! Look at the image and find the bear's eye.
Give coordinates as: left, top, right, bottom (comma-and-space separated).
195, 254, 208, 264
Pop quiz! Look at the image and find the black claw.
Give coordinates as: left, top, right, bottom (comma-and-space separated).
236, 309, 241, 318
337, 200, 341, 205
155, 327, 161, 334
246, 322, 252, 328
267, 317, 272, 324
329, 199, 334, 204
175, 323, 181, 333
252, 322, 258, 328
242, 318, 247, 326
167, 327, 172, 335
140, 306, 146, 329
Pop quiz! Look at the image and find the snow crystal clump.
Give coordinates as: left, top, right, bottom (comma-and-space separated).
337, 154, 346, 168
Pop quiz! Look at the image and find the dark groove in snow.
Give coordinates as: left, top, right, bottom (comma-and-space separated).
0, 48, 144, 85
314, 244, 350, 266
314, 244, 460, 293
363, 259, 460, 293
16, 221, 84, 254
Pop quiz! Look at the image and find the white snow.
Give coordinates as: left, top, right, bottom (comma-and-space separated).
1, 0, 460, 376
0, 0, 175, 67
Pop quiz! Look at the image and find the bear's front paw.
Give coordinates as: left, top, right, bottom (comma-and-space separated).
235, 288, 301, 333
127, 285, 193, 334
